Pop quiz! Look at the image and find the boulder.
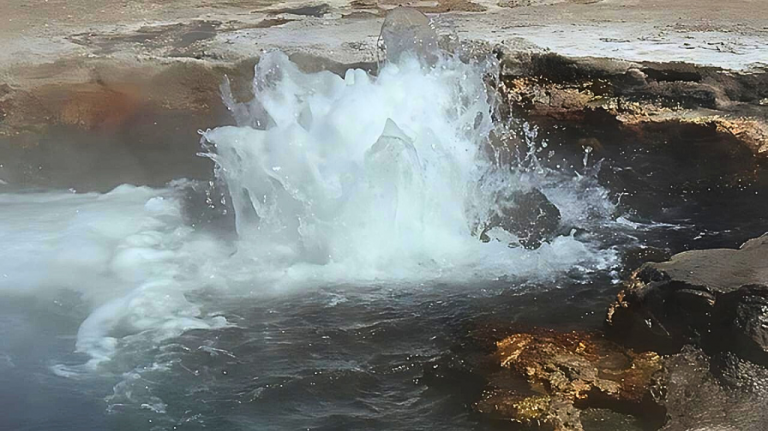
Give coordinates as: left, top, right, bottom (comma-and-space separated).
718, 284, 768, 363
607, 234, 768, 363
498, 53, 768, 159
426, 323, 768, 430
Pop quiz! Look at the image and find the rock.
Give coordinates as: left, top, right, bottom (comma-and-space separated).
480, 188, 561, 249
661, 347, 768, 431
714, 117, 768, 158
498, 53, 768, 159
474, 329, 665, 431
427, 322, 768, 430
499, 1, 603, 10
475, 390, 556, 426
718, 284, 768, 363
607, 234, 768, 362
660, 347, 728, 431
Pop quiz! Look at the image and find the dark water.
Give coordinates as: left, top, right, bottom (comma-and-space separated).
530, 116, 768, 251
2, 119, 767, 431
1, 275, 619, 431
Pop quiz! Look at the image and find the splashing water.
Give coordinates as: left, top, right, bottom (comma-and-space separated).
1, 11, 621, 383
202, 50, 617, 283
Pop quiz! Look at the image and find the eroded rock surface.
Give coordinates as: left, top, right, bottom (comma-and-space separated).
475, 329, 664, 430
445, 325, 768, 430
498, 53, 768, 158
607, 234, 768, 363
2, 1, 768, 192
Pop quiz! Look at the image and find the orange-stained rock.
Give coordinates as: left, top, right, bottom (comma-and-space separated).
56, 84, 142, 131
475, 329, 664, 431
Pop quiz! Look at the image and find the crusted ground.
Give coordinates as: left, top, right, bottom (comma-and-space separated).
1, 1, 766, 187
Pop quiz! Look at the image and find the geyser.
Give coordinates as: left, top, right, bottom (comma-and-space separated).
202, 9, 618, 281
1, 9, 620, 376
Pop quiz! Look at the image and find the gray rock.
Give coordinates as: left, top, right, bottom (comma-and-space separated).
661, 347, 768, 431
718, 284, 768, 364
607, 234, 768, 363
641, 234, 768, 292
480, 188, 562, 250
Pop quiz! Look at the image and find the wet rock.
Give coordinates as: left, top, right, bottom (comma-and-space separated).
713, 117, 768, 158
474, 329, 664, 430
480, 188, 561, 249
476, 390, 556, 426
718, 284, 768, 363
369, 0, 487, 13
607, 234, 768, 363
661, 347, 768, 431
660, 347, 730, 431
429, 319, 768, 430
269, 4, 331, 17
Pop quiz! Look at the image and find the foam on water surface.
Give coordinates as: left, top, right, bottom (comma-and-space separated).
0, 186, 231, 372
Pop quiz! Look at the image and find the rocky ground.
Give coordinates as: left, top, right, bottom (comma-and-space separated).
427, 237, 768, 430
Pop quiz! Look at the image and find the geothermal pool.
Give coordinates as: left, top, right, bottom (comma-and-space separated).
2, 19, 767, 431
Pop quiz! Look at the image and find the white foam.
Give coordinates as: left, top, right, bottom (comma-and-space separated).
204, 51, 619, 286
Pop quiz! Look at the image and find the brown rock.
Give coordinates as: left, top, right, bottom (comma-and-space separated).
475, 329, 664, 430
56, 84, 141, 130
